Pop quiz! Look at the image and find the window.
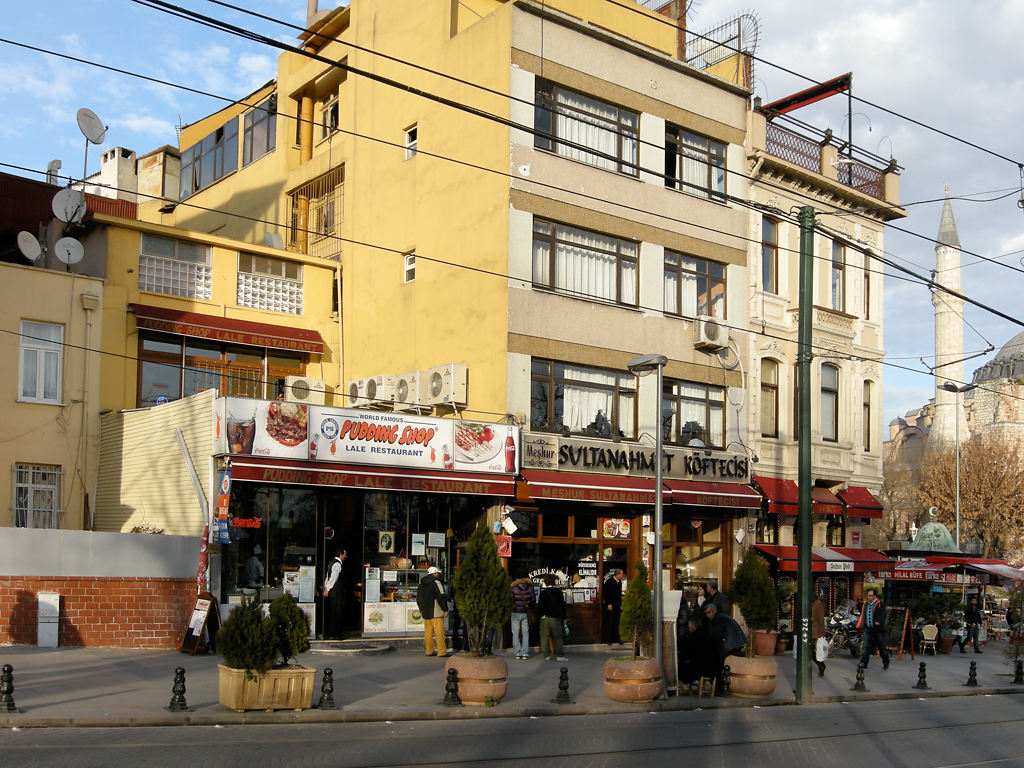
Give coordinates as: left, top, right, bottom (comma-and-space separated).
12, 464, 62, 528
530, 359, 636, 439
179, 119, 239, 198
664, 124, 726, 200
138, 234, 212, 299
821, 363, 839, 442
662, 380, 725, 449
404, 252, 416, 283
664, 251, 725, 318
831, 241, 845, 312
760, 359, 779, 438
532, 218, 637, 306
137, 331, 303, 407
288, 167, 344, 260
762, 217, 778, 294
534, 78, 638, 175
237, 253, 303, 314
19, 321, 63, 403
320, 93, 339, 139
404, 124, 418, 159
826, 516, 844, 547
242, 95, 277, 166
863, 380, 872, 452
864, 259, 871, 320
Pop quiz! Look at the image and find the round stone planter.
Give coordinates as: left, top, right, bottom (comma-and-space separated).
726, 655, 778, 698
446, 653, 508, 706
603, 656, 663, 703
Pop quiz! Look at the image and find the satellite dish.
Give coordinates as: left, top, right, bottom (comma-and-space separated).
264, 232, 284, 249
55, 237, 84, 265
52, 188, 86, 224
76, 108, 107, 145
16, 231, 42, 262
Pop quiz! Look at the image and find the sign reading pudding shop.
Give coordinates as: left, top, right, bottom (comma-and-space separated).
214, 397, 519, 474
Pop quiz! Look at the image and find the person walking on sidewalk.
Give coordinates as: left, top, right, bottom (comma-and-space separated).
602, 569, 624, 644
321, 547, 347, 639
857, 588, 890, 670
538, 573, 567, 661
959, 595, 984, 653
417, 566, 449, 656
510, 570, 536, 659
811, 591, 827, 677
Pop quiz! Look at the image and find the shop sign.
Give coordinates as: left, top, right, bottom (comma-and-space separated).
826, 561, 853, 572
577, 560, 598, 580
602, 518, 632, 539
215, 397, 519, 475
215, 470, 232, 544
520, 434, 750, 483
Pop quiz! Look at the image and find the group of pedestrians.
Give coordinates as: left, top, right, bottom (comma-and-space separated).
508, 570, 568, 661
675, 579, 744, 692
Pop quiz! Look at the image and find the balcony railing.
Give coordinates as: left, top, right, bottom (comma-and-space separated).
765, 123, 887, 201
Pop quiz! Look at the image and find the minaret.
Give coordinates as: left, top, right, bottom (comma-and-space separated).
929, 187, 968, 443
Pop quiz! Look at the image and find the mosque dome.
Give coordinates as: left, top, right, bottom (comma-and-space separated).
972, 330, 1024, 384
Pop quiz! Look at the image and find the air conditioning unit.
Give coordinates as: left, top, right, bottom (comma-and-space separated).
424, 362, 468, 406
346, 378, 368, 408
284, 375, 327, 405
392, 371, 427, 412
364, 375, 394, 407
693, 315, 729, 351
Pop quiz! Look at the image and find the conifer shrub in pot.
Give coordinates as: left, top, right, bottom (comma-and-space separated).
216, 593, 316, 711
726, 553, 778, 697
604, 562, 663, 702
450, 523, 512, 705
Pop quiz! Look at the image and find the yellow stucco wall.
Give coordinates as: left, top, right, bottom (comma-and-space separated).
0, 263, 104, 529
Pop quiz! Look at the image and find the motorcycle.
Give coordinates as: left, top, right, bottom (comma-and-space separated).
825, 599, 862, 658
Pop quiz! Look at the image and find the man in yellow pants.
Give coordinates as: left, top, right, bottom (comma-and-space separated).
417, 566, 449, 656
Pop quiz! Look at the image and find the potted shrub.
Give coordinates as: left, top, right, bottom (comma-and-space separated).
216, 593, 316, 712
603, 562, 663, 702
450, 522, 513, 705
726, 553, 778, 697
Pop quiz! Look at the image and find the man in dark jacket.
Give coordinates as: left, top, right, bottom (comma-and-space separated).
602, 569, 624, 644
706, 578, 731, 615
705, 603, 745, 692
959, 595, 984, 653
416, 566, 449, 656
857, 588, 890, 669
510, 572, 536, 659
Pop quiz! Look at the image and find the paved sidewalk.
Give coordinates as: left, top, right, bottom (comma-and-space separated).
0, 640, 1020, 727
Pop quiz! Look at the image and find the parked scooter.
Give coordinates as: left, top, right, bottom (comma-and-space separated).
825, 599, 862, 658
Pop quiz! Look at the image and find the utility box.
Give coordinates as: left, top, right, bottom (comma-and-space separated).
37, 592, 60, 648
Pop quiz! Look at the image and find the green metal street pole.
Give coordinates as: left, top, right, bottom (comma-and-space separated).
796, 206, 815, 703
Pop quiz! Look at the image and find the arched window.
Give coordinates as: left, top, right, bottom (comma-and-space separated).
821, 364, 839, 442
863, 380, 873, 451
760, 359, 779, 438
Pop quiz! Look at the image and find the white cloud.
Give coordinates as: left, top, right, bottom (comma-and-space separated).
112, 114, 176, 136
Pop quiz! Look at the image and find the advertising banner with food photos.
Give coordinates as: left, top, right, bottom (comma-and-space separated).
215, 397, 519, 475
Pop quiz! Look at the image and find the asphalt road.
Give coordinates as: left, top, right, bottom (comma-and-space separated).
3, 695, 1024, 768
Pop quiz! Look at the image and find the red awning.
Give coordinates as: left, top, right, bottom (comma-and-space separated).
874, 559, 946, 580
838, 486, 884, 519
811, 487, 842, 516
665, 480, 762, 510
752, 475, 797, 514
230, 457, 514, 496
519, 470, 659, 505
132, 303, 325, 354
754, 545, 891, 573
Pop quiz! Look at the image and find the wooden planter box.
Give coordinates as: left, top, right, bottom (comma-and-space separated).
218, 664, 316, 712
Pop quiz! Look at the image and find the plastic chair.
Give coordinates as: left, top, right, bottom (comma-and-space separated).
920, 624, 939, 655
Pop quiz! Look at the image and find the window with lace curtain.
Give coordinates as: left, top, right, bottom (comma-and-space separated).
665, 124, 726, 200
530, 359, 636, 439
532, 218, 637, 306
534, 78, 638, 175
662, 379, 725, 449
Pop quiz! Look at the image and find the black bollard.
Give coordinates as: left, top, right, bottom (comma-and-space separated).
552, 666, 572, 704
965, 660, 978, 687
721, 665, 731, 696
166, 667, 189, 712
316, 667, 337, 710
913, 661, 929, 690
851, 663, 868, 692
0, 664, 16, 713
1014, 659, 1024, 685
442, 667, 462, 706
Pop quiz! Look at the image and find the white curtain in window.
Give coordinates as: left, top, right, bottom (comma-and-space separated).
555, 89, 621, 171
554, 224, 619, 302
560, 366, 616, 431
679, 255, 698, 317
676, 133, 710, 198
664, 269, 679, 314
679, 382, 706, 440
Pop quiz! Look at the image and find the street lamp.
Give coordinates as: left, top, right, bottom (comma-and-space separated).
941, 381, 977, 550
627, 353, 668, 680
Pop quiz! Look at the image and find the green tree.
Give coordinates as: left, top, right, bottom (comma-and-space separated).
453, 522, 512, 657
216, 596, 277, 675
619, 562, 653, 660
729, 553, 775, 657
268, 592, 311, 665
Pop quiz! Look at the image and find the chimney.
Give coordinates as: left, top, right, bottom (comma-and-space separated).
654, 0, 687, 60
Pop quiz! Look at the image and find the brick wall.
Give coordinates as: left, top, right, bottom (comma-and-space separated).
0, 576, 196, 648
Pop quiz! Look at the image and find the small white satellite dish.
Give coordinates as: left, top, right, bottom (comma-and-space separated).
264, 232, 284, 249
17, 231, 42, 262
52, 188, 86, 224
55, 237, 84, 265
76, 108, 107, 145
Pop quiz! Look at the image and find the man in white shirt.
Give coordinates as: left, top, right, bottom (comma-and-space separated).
322, 548, 348, 639
245, 544, 265, 588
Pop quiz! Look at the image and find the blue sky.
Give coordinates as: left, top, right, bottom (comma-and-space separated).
3, 0, 1023, 429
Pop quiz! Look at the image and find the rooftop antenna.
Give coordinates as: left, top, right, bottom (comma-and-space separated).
76, 107, 107, 190
16, 231, 42, 263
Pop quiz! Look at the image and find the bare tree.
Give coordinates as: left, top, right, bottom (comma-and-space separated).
918, 434, 1024, 558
